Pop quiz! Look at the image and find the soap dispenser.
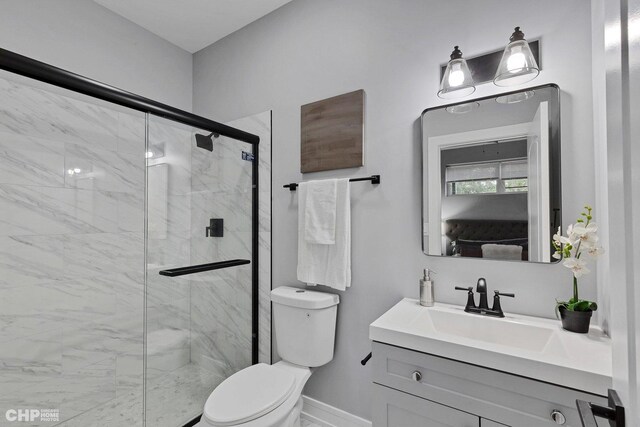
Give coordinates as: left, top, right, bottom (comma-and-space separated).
420, 269, 436, 307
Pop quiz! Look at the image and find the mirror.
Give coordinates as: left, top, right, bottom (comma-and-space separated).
421, 84, 561, 263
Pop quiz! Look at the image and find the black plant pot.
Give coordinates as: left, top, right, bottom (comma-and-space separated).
559, 306, 592, 333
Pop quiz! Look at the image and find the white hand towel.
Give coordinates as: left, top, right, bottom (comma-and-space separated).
481, 243, 523, 260
297, 179, 351, 291
304, 179, 337, 244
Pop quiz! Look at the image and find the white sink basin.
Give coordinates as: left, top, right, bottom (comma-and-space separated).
424, 308, 553, 352
370, 299, 612, 395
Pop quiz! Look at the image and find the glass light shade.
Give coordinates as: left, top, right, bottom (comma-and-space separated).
495, 90, 535, 104
494, 38, 539, 86
438, 58, 475, 99
445, 101, 479, 114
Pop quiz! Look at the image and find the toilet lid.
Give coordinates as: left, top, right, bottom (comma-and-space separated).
203, 363, 296, 426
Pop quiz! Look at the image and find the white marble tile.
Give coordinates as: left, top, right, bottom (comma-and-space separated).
190, 188, 252, 234
258, 231, 272, 364
56, 390, 143, 427
190, 270, 252, 378
191, 139, 253, 194
0, 185, 121, 236
0, 329, 63, 380
117, 111, 146, 156
144, 363, 223, 427
227, 111, 272, 365
0, 77, 121, 152
116, 191, 144, 232
62, 232, 143, 277
0, 235, 65, 290
0, 132, 65, 187
64, 142, 144, 194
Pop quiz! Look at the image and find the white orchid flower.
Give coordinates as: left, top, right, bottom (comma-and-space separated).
563, 258, 590, 278
587, 245, 605, 257
553, 251, 562, 259
570, 222, 599, 248
553, 226, 573, 246
571, 222, 597, 235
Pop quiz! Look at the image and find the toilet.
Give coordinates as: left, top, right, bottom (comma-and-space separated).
198, 286, 340, 427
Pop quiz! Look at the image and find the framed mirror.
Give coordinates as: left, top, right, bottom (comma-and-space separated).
421, 84, 561, 263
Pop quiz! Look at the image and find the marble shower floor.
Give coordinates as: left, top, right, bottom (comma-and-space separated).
56, 363, 221, 427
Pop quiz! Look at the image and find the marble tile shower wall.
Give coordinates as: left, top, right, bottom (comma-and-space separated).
228, 111, 272, 366
146, 118, 193, 380
189, 110, 272, 378
0, 75, 146, 425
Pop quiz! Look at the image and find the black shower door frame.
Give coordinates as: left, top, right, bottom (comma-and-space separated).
0, 47, 261, 365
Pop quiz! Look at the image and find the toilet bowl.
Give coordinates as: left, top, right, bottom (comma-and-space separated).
198, 362, 310, 427
197, 287, 339, 427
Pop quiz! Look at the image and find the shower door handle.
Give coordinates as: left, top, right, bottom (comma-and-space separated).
158, 259, 249, 277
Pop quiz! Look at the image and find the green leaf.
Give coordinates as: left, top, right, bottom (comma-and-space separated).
573, 300, 592, 311
554, 300, 568, 319
563, 299, 598, 312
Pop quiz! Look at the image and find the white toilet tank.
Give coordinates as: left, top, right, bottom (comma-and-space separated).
271, 286, 339, 367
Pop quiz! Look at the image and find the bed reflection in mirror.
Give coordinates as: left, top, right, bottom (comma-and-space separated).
421, 85, 561, 263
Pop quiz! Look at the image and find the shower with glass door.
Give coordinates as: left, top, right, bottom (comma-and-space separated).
0, 48, 261, 427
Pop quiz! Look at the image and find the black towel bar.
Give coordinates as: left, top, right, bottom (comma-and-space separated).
283, 175, 381, 191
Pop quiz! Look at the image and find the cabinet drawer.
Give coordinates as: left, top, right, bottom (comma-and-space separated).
372, 342, 607, 427
372, 383, 479, 427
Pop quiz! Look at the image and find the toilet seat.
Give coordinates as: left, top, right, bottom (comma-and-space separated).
203, 363, 296, 426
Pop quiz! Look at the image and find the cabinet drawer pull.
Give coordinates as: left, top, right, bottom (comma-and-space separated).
411, 371, 423, 382
550, 409, 566, 424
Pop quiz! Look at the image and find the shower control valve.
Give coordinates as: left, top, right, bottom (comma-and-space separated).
206, 218, 224, 237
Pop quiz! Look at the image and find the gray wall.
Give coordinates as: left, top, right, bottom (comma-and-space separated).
190, 0, 595, 420
0, 0, 193, 110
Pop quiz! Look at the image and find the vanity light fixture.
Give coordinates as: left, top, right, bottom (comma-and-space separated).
493, 27, 540, 86
437, 46, 476, 99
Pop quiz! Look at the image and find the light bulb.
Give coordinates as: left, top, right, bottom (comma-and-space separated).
73, 168, 81, 174
145, 151, 154, 159
507, 46, 526, 73
448, 64, 464, 87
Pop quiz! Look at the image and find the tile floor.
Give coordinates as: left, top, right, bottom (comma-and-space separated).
57, 363, 222, 426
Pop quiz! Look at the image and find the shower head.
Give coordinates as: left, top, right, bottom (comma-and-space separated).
195, 132, 219, 151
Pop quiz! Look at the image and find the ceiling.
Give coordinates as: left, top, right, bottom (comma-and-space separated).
93, 0, 293, 53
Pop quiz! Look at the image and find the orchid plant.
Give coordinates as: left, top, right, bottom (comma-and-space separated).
552, 206, 604, 313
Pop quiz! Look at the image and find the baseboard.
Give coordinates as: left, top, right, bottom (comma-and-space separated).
301, 395, 372, 427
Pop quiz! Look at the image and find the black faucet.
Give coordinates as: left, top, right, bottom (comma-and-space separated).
455, 278, 514, 318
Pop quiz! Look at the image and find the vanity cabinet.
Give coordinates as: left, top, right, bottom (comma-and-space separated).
371, 342, 608, 427
373, 384, 478, 426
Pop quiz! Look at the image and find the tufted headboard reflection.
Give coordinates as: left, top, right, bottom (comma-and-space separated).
443, 219, 529, 260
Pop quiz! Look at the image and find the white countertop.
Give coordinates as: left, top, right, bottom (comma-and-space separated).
369, 299, 612, 395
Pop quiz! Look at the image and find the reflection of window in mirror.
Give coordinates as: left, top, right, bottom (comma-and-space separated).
443, 142, 529, 196
422, 85, 561, 264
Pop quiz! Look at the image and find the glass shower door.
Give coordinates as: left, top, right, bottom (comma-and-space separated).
145, 115, 254, 426
0, 71, 147, 427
